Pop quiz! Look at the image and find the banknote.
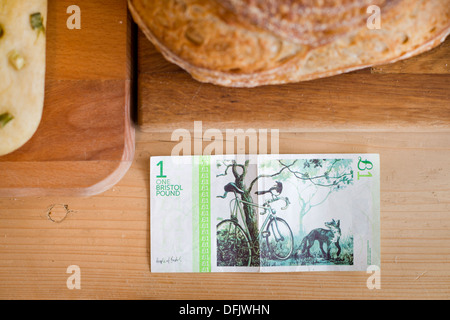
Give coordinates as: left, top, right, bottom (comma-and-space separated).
150, 154, 380, 273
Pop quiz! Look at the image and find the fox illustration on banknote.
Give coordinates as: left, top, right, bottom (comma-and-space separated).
297, 219, 342, 260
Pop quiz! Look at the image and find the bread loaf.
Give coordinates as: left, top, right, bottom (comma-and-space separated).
129, 0, 450, 87
219, 0, 398, 45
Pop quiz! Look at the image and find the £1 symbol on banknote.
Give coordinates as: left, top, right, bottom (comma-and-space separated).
150, 154, 380, 273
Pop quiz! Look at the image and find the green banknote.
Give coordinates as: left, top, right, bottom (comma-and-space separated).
151, 154, 380, 272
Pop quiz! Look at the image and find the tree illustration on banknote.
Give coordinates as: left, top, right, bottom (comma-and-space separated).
216, 159, 354, 267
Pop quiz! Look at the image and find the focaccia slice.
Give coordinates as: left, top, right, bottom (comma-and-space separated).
0, 0, 47, 156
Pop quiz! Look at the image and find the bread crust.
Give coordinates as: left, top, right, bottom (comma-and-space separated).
218, 0, 398, 46
0, 0, 47, 155
130, 0, 450, 87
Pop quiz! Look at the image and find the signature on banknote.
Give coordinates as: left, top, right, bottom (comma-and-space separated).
155, 256, 182, 265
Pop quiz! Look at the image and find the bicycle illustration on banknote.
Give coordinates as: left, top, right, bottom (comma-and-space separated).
216, 181, 294, 267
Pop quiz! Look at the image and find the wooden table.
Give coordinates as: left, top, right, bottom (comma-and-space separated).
0, 27, 449, 299
0, 129, 448, 299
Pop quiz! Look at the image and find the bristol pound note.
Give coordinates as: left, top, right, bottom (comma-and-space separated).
151, 154, 380, 272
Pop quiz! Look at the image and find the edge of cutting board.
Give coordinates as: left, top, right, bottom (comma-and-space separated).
0, 0, 136, 198
136, 31, 450, 133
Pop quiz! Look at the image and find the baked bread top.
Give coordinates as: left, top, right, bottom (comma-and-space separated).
130, 0, 450, 87
218, 0, 397, 45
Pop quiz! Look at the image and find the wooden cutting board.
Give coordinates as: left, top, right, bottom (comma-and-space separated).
0, 0, 135, 197
137, 32, 449, 133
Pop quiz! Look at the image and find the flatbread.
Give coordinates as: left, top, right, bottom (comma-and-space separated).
0, 0, 47, 156
129, 0, 450, 87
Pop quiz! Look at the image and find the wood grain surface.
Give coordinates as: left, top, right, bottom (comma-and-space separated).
0, 131, 449, 299
0, 6, 448, 300
0, 0, 135, 197
138, 32, 450, 133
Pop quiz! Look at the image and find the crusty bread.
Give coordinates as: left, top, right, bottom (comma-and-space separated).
219, 0, 398, 45
0, 0, 47, 156
131, 0, 306, 75
129, 0, 450, 87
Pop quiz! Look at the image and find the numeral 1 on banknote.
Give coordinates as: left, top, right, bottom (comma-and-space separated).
156, 161, 167, 178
